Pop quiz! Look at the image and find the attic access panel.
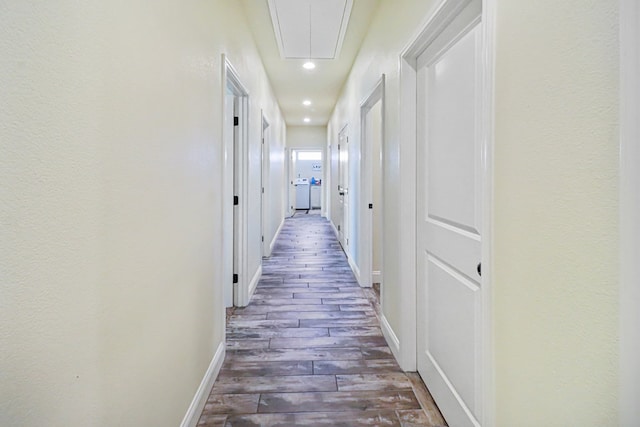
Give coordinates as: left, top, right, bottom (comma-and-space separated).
267, 0, 353, 59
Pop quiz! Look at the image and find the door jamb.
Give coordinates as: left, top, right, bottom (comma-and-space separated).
222, 55, 251, 308
620, 0, 640, 424
359, 75, 386, 289
398, 0, 495, 424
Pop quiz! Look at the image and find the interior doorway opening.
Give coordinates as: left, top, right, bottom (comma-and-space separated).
360, 75, 385, 291
290, 149, 324, 214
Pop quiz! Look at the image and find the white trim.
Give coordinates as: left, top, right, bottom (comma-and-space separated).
329, 218, 339, 238
380, 314, 400, 360
269, 218, 285, 253
620, 0, 640, 425
261, 113, 270, 258
480, 0, 496, 424
346, 253, 362, 287
372, 271, 382, 283
180, 342, 225, 427
399, 0, 495, 423
359, 75, 386, 290
247, 265, 262, 304
223, 55, 252, 310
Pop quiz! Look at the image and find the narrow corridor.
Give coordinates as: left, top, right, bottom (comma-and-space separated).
197, 212, 446, 426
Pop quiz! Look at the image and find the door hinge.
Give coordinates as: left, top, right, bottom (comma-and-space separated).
262, 187, 264, 194
369, 203, 373, 209
233, 273, 238, 284
234, 195, 239, 206
338, 144, 340, 150
261, 236, 264, 242
337, 225, 341, 231
233, 116, 239, 126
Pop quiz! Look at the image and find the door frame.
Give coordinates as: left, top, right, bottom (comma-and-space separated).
620, 0, 640, 424
337, 123, 350, 254
398, 0, 495, 423
290, 148, 324, 212
359, 75, 386, 289
261, 113, 270, 257
222, 55, 251, 308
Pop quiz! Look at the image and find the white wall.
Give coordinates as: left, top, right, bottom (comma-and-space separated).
327, 0, 620, 425
493, 0, 619, 424
295, 156, 323, 182
0, 1, 285, 425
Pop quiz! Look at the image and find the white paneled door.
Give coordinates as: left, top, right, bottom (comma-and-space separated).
416, 3, 483, 426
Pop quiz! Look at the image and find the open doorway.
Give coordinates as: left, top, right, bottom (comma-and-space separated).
361, 75, 385, 291
290, 149, 323, 214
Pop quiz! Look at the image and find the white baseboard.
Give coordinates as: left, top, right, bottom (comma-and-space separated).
380, 314, 401, 363
180, 342, 225, 427
329, 220, 339, 237
347, 253, 362, 285
248, 265, 262, 301
372, 270, 382, 284
269, 219, 285, 253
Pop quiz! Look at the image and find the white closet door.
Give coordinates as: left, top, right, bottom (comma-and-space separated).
416, 4, 483, 426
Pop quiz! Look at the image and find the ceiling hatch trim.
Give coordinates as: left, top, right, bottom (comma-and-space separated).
267, 0, 354, 60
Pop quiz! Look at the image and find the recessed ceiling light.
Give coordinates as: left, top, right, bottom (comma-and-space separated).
303, 117, 311, 123
302, 61, 316, 70
302, 100, 312, 106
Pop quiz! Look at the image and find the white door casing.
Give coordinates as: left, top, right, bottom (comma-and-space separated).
261, 114, 270, 257
338, 125, 349, 250
222, 55, 251, 308
360, 75, 385, 289
415, 1, 486, 426
223, 86, 235, 308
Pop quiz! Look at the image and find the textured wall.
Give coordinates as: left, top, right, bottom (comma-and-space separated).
493, 0, 619, 424
0, 1, 285, 425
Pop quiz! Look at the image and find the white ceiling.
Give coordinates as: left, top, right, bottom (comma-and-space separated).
241, 0, 381, 127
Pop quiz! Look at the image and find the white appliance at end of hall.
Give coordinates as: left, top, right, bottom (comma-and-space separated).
295, 178, 310, 209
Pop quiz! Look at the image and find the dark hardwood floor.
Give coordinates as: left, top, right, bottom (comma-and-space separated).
198, 210, 447, 427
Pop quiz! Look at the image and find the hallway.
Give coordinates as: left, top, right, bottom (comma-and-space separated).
197, 213, 446, 426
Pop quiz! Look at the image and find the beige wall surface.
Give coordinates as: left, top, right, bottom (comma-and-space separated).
287, 126, 327, 149
328, 0, 620, 425
493, 0, 619, 425
0, 1, 285, 425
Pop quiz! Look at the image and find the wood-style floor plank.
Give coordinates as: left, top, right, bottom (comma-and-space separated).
257, 390, 421, 413
197, 212, 446, 426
